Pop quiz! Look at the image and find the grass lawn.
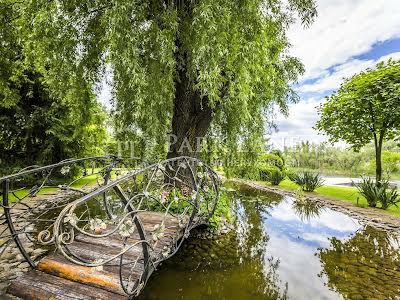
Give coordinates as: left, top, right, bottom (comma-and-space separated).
260, 179, 400, 218
1, 173, 106, 204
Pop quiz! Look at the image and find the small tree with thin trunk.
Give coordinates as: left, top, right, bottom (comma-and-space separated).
316, 60, 400, 182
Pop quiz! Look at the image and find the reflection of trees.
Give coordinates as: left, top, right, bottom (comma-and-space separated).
292, 199, 324, 222
139, 185, 289, 300
318, 226, 400, 299
237, 189, 288, 299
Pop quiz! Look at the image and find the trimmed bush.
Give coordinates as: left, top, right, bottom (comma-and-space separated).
259, 154, 284, 170
267, 169, 285, 185
259, 165, 280, 181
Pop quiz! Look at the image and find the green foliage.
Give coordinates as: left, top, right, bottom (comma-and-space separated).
259, 165, 281, 182
290, 171, 324, 192
259, 154, 284, 170
378, 187, 400, 210
267, 169, 285, 186
356, 177, 400, 209
208, 191, 232, 231
0, 1, 108, 170
9, 0, 317, 157
316, 60, 400, 181
283, 141, 400, 179
355, 177, 380, 207
316, 60, 400, 150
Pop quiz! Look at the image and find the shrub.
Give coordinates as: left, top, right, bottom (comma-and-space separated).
209, 191, 232, 231
267, 169, 285, 185
259, 165, 280, 181
259, 154, 284, 170
290, 171, 324, 192
379, 187, 400, 210
356, 177, 400, 209
356, 176, 380, 207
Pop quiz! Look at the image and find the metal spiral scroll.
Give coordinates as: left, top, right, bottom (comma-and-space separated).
50, 156, 220, 297
0, 156, 138, 269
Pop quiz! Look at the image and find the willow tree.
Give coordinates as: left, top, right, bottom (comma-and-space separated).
17, 0, 317, 158
0, 0, 108, 168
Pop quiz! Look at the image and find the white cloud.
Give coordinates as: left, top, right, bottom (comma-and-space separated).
269, 98, 327, 148
289, 0, 400, 81
298, 51, 400, 93
272, 0, 400, 143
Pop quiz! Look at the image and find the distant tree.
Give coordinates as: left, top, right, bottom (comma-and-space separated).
13, 0, 317, 159
316, 60, 400, 182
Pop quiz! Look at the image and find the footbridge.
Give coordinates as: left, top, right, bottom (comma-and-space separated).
0, 156, 220, 299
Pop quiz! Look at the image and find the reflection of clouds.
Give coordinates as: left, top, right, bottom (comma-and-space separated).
309, 209, 361, 233
234, 199, 250, 253
265, 230, 341, 300
259, 196, 363, 298
269, 197, 361, 234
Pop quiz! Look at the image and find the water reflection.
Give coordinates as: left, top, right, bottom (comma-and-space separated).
319, 226, 400, 299
138, 184, 400, 300
292, 199, 325, 222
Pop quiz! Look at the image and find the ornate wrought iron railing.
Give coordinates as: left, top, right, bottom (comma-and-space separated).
0, 155, 139, 268
0, 156, 220, 297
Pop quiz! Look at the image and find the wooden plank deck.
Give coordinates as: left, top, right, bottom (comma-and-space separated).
4, 211, 186, 299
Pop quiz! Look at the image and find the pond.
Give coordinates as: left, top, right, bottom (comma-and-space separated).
138, 183, 400, 300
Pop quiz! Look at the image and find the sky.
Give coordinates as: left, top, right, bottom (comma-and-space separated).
269, 0, 400, 149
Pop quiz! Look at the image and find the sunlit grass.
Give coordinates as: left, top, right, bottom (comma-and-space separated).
0, 169, 127, 205
260, 179, 400, 218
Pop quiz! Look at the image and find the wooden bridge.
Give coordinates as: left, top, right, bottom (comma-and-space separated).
0, 156, 220, 299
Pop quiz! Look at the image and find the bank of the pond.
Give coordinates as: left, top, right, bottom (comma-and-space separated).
265, 179, 400, 218
237, 179, 400, 234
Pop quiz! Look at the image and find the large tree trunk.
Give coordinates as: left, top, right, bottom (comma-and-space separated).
167, 68, 213, 159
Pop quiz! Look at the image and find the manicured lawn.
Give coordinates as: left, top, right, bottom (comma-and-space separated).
260, 179, 400, 218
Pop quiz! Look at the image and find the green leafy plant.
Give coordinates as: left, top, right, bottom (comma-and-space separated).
356, 177, 380, 207
379, 187, 400, 210
259, 165, 280, 182
208, 191, 232, 231
356, 177, 400, 209
267, 169, 285, 186
290, 171, 324, 192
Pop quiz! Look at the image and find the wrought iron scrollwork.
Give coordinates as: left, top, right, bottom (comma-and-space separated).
0, 156, 220, 297
0, 156, 138, 270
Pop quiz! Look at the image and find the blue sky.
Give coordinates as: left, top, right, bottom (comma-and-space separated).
269, 0, 400, 149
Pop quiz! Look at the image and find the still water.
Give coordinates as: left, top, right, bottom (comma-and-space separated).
138, 184, 400, 300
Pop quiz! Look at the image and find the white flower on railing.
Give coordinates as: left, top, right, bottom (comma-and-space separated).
118, 220, 135, 238
152, 224, 165, 241
89, 218, 107, 233
184, 230, 190, 239
64, 213, 79, 226
161, 245, 170, 258
191, 192, 197, 200
159, 193, 166, 204
60, 166, 71, 175
178, 217, 186, 229
143, 191, 149, 198
119, 219, 135, 238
